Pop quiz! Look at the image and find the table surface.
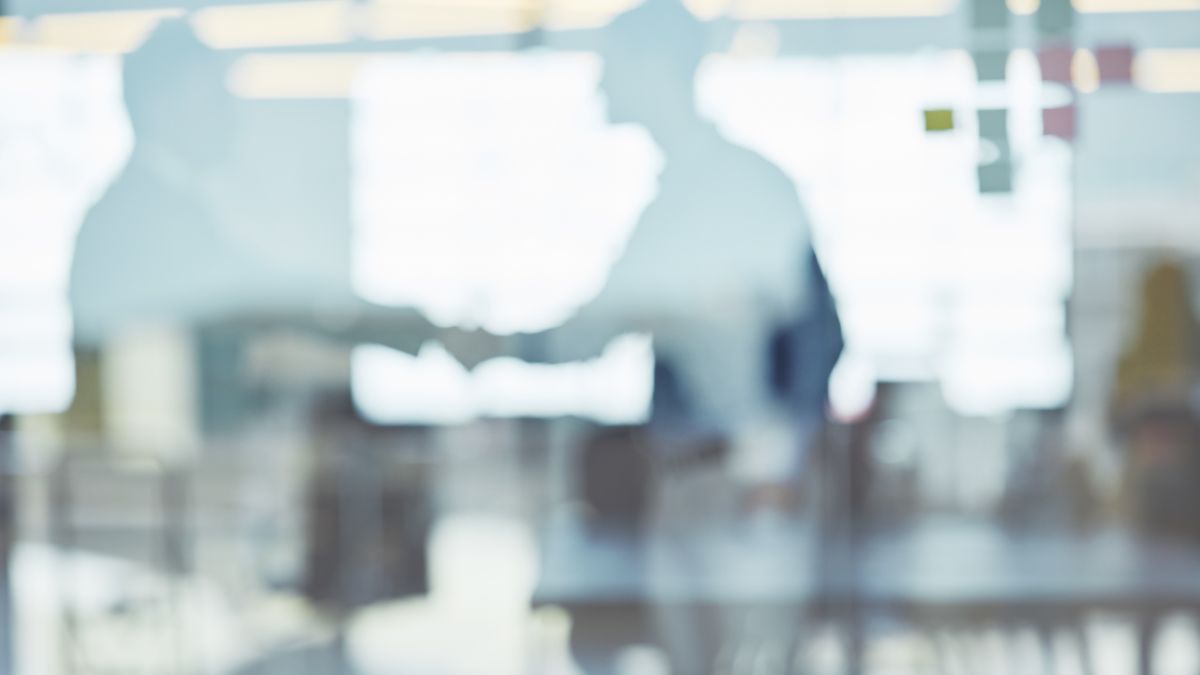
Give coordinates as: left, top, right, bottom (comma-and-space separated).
533, 515, 1200, 608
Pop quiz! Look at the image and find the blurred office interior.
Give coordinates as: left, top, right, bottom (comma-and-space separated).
1, 0, 1200, 672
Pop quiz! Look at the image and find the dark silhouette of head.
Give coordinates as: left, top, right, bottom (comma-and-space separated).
599, 0, 708, 129
122, 19, 235, 166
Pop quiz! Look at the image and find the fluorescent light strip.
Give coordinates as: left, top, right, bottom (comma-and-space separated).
1136, 49, 1200, 92
365, 4, 536, 39
731, 0, 955, 19
0, 17, 20, 45
1007, 0, 1039, 14
227, 53, 370, 99
28, 9, 183, 54
543, 9, 625, 28
8, 0, 967, 54
544, 0, 642, 27
1074, 0, 1200, 12
191, 1, 353, 50
363, 0, 636, 38
685, 0, 733, 18
369, 0, 542, 7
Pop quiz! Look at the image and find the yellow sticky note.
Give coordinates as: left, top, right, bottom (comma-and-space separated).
924, 109, 955, 132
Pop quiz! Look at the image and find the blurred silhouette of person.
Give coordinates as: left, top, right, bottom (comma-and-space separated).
1113, 261, 1200, 409
69, 21, 439, 433
70, 21, 242, 345
1111, 259, 1200, 540
304, 394, 430, 617
68, 24, 439, 669
451, 1, 841, 672
1001, 410, 1099, 532
457, 0, 833, 478
70, 20, 441, 352
768, 248, 844, 513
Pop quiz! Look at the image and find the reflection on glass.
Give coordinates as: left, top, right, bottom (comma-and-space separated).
0, 0, 1198, 673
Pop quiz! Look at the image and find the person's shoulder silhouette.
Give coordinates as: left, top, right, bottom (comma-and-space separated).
584, 0, 809, 319
451, 0, 814, 371
70, 20, 240, 345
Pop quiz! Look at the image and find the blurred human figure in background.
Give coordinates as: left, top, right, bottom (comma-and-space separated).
1111, 259, 1200, 540
303, 394, 430, 619
453, 0, 842, 671
1000, 409, 1099, 532
70, 20, 241, 346
68, 24, 439, 671
767, 249, 845, 515
69, 20, 440, 441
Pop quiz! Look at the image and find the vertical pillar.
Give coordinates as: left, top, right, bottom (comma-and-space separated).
0, 415, 14, 675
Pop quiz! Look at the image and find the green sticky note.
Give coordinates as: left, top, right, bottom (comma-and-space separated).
973, 49, 1009, 82
1038, 0, 1074, 37
972, 0, 1009, 29
977, 109, 1009, 142
978, 161, 1013, 194
924, 109, 955, 132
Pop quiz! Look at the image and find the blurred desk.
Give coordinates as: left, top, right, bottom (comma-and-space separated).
533, 516, 1200, 674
